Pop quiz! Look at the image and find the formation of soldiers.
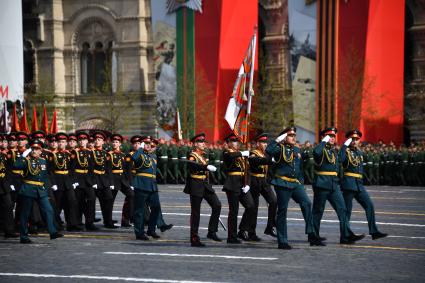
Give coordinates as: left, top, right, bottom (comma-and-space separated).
0, 127, 415, 248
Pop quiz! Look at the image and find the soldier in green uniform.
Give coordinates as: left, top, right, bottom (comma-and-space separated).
207, 143, 218, 185
14, 140, 63, 243
213, 143, 224, 185
312, 127, 364, 245
168, 139, 179, 184
340, 130, 387, 240
372, 147, 381, 186
302, 141, 315, 185
266, 128, 324, 249
156, 138, 168, 184
178, 139, 189, 183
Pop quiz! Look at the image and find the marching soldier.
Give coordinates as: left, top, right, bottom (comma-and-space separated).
222, 133, 255, 244
68, 133, 78, 150
312, 127, 364, 244
14, 140, 63, 243
340, 130, 388, 240
266, 128, 324, 249
47, 133, 81, 231
302, 141, 315, 184
168, 139, 179, 183
249, 133, 277, 239
132, 136, 161, 240
157, 138, 168, 184
91, 131, 117, 229
184, 133, 222, 247
109, 134, 134, 227
178, 139, 189, 183
70, 132, 98, 231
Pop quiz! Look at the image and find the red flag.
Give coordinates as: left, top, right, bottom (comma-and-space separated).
31, 105, 39, 132
224, 32, 257, 143
20, 107, 30, 134
41, 105, 49, 134
11, 104, 20, 132
50, 109, 57, 134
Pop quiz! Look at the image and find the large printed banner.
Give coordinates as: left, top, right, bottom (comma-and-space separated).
0, 0, 24, 104
288, 0, 317, 143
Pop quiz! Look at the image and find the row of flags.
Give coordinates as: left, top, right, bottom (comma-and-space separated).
0, 103, 58, 134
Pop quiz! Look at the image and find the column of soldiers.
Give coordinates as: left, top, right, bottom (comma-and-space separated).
0, 131, 173, 243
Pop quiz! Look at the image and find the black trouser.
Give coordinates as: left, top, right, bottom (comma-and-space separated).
250, 183, 277, 233
112, 187, 134, 224
226, 190, 255, 239
53, 189, 79, 227
75, 186, 96, 225
189, 192, 221, 238
96, 187, 114, 226
0, 192, 15, 234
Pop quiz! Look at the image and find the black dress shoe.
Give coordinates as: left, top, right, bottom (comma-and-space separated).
121, 222, 132, 228
159, 224, 173, 232
248, 234, 262, 242
136, 234, 149, 240
349, 233, 365, 242
4, 233, 19, 238
227, 238, 242, 244
94, 218, 101, 223
191, 241, 206, 247
104, 224, 119, 229
20, 238, 32, 244
50, 232, 64, 240
85, 224, 99, 231
372, 232, 388, 240
278, 243, 292, 250
340, 238, 355, 245
112, 220, 118, 224
237, 230, 249, 241
318, 235, 327, 241
264, 227, 277, 238
207, 232, 222, 242
308, 234, 326, 246
147, 231, 160, 239
67, 225, 83, 232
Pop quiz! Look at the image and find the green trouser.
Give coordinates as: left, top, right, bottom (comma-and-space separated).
343, 189, 379, 235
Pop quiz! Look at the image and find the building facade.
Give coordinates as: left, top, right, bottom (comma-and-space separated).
23, 0, 156, 136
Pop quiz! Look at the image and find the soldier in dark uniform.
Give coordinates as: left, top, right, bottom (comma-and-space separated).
47, 133, 81, 231
168, 139, 179, 183
249, 133, 277, 239
178, 139, 189, 183
67, 133, 78, 151
302, 141, 315, 184
340, 130, 388, 240
132, 136, 161, 240
184, 133, 222, 247
312, 127, 364, 245
0, 134, 18, 238
222, 133, 255, 244
70, 131, 98, 231
157, 138, 168, 184
266, 128, 324, 249
91, 131, 117, 229
14, 140, 63, 243
109, 134, 134, 227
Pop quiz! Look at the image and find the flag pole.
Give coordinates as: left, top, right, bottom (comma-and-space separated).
244, 26, 257, 185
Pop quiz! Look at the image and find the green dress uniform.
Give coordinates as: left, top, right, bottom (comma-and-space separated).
168, 143, 179, 183
14, 143, 60, 242
131, 137, 160, 239
178, 144, 189, 183
339, 132, 386, 239
157, 143, 168, 184
312, 128, 355, 244
266, 129, 318, 248
302, 146, 314, 184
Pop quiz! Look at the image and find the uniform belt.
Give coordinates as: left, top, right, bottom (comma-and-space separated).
277, 175, 300, 183
251, 173, 266, 178
131, 170, 136, 174
190, 174, 207, 179
54, 170, 69, 175
93, 169, 105, 175
0, 173, 5, 178
367, 162, 373, 164
160, 156, 168, 159
136, 172, 156, 178
75, 169, 88, 174
171, 157, 178, 160
112, 169, 124, 174
228, 172, 244, 176
315, 171, 338, 176
180, 157, 187, 159
24, 180, 44, 186
344, 172, 363, 179
12, 170, 23, 175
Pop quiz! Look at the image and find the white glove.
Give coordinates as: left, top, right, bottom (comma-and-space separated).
72, 183, 79, 190
276, 133, 288, 143
92, 184, 98, 189
10, 185, 15, 191
140, 142, 145, 149
242, 185, 250, 193
110, 185, 115, 190
52, 185, 58, 191
240, 151, 250, 157
207, 165, 217, 172
272, 157, 276, 163
130, 186, 134, 191
22, 148, 32, 158
344, 138, 352, 146
322, 135, 331, 143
